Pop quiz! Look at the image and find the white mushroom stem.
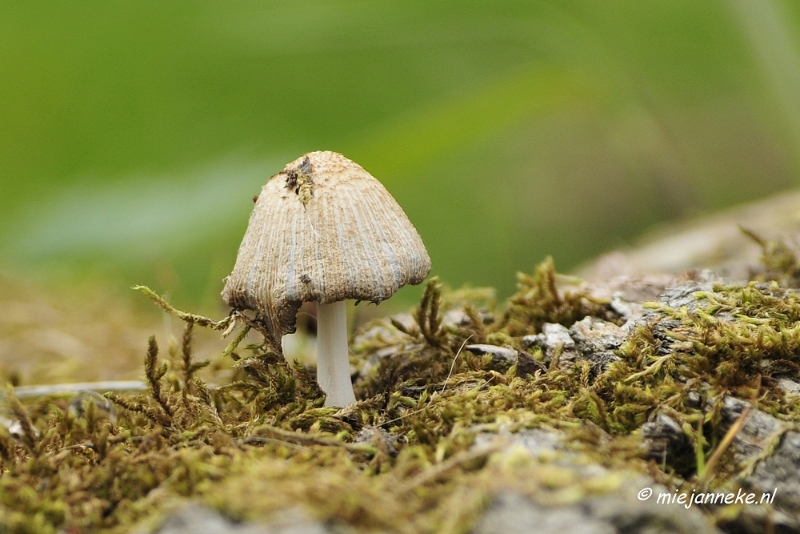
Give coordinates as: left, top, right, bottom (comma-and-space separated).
316, 301, 356, 407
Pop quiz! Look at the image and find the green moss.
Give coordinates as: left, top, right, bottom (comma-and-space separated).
2, 258, 799, 532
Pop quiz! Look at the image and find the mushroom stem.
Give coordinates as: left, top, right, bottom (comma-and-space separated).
316, 301, 356, 407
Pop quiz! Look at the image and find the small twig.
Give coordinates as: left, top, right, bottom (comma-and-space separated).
7, 381, 148, 399
382, 406, 428, 427
700, 378, 761, 486
698, 404, 750, 486
440, 336, 472, 395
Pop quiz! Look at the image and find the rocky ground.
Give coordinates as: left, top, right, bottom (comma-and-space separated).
3, 196, 800, 533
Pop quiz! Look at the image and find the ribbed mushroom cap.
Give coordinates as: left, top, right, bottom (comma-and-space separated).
222, 151, 431, 346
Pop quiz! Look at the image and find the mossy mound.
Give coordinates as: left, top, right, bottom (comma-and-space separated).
2, 255, 800, 533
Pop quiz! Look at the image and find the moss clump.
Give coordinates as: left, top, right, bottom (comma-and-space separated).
500, 256, 617, 337
741, 227, 800, 288
1, 257, 798, 532
595, 282, 800, 468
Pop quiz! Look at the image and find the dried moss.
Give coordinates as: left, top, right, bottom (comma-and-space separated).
2, 257, 799, 532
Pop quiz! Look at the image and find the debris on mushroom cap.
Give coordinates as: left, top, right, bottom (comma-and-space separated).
222, 151, 431, 347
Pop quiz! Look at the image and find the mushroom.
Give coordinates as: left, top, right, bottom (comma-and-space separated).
222, 151, 431, 407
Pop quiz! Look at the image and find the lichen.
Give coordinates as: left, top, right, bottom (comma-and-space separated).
2, 257, 799, 532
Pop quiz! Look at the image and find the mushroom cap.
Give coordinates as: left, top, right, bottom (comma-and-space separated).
222, 151, 431, 345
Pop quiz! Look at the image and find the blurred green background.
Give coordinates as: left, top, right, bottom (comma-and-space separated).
2, 0, 800, 313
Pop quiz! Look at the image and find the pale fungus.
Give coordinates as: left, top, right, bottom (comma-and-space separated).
222, 151, 431, 407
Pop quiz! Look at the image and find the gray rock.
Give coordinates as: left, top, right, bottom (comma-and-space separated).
521, 318, 624, 373
695, 396, 800, 531
154, 504, 330, 534
777, 378, 800, 395
642, 412, 693, 473
472, 427, 607, 481
716, 396, 786, 464
155, 504, 238, 534
153, 504, 281, 534
442, 308, 495, 329
473, 427, 564, 458
748, 431, 800, 515
654, 278, 720, 316
566, 317, 624, 372
685, 390, 702, 409
522, 323, 576, 367
586, 482, 723, 534
464, 344, 518, 368
581, 273, 678, 326
260, 508, 332, 534
472, 492, 614, 534
514, 349, 547, 378
470, 424, 722, 534
472, 486, 721, 534
354, 426, 402, 456
635, 278, 731, 360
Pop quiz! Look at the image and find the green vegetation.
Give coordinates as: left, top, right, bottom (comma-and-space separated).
3, 1, 800, 306
3, 253, 800, 532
